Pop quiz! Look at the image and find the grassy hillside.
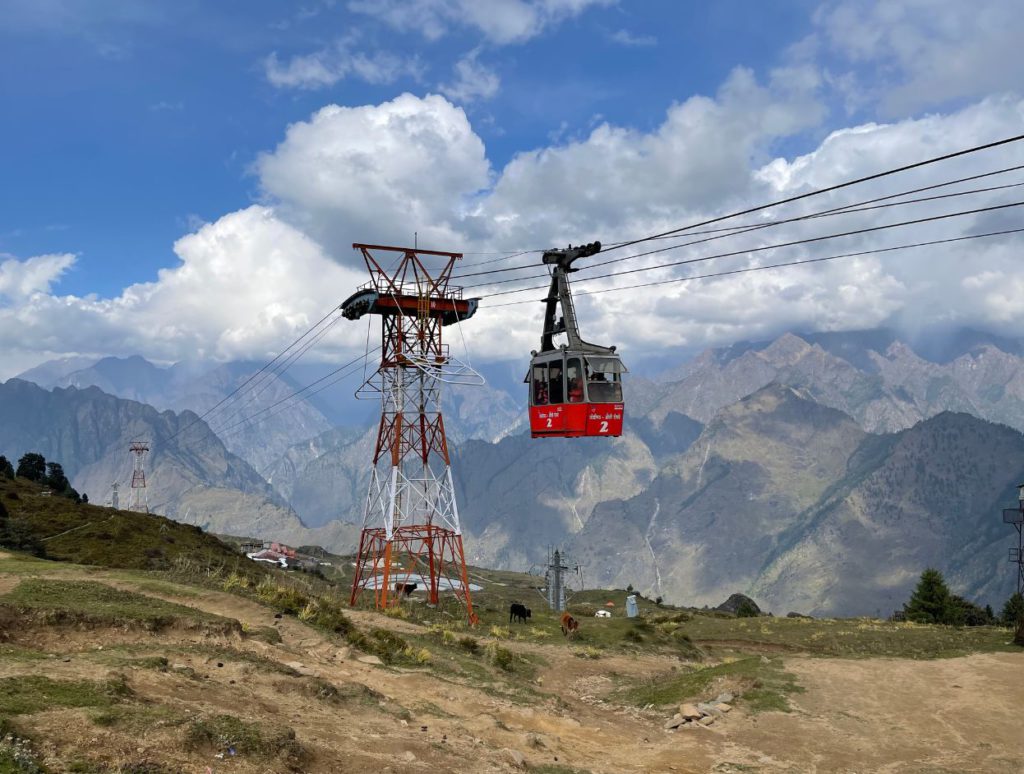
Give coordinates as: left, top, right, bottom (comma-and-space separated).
0, 475, 265, 579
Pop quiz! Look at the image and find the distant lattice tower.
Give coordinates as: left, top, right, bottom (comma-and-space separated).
341, 243, 482, 623
128, 441, 150, 514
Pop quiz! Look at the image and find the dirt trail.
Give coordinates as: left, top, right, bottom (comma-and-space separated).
3, 569, 1024, 773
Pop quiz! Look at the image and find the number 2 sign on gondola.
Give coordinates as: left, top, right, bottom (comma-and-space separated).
526, 241, 627, 438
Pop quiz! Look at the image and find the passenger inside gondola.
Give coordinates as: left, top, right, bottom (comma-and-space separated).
533, 364, 548, 405
548, 363, 564, 404
566, 358, 584, 402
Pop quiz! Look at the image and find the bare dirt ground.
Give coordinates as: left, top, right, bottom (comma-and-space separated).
3, 568, 1023, 773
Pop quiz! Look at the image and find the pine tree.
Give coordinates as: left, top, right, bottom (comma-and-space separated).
1001, 592, 1024, 627
904, 568, 956, 625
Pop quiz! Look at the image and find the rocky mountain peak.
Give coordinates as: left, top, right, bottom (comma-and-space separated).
756, 332, 815, 367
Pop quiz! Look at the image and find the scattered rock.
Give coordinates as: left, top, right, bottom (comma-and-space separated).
503, 749, 527, 769
664, 714, 686, 730
697, 703, 721, 716
698, 716, 715, 726
357, 655, 383, 666
61, 657, 71, 663
402, 751, 416, 763
717, 703, 732, 713
285, 661, 317, 676
679, 703, 702, 720
715, 693, 734, 704
336, 647, 352, 661
526, 733, 548, 749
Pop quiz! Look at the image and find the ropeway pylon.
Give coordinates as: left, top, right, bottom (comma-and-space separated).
341, 243, 481, 623
128, 441, 149, 513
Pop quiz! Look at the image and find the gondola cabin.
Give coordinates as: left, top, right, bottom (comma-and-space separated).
528, 351, 624, 437
526, 240, 627, 439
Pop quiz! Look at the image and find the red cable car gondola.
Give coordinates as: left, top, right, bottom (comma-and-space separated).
526, 241, 626, 438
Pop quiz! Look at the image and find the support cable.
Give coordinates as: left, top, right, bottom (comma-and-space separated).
453, 166, 1024, 283
483, 227, 1024, 307
474, 199, 1024, 297
166, 304, 341, 442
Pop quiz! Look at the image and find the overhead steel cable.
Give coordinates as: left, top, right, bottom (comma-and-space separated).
452, 164, 1024, 283
204, 310, 347, 433
483, 227, 1024, 308
207, 346, 381, 438
624, 159, 1024, 242
597, 131, 1024, 255
472, 198, 1024, 297
165, 303, 341, 442
214, 351, 378, 439
580, 178, 1024, 274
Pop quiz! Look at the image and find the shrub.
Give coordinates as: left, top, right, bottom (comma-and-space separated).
296, 598, 352, 635
346, 628, 410, 664
254, 580, 308, 615
458, 636, 480, 654
222, 572, 251, 593
488, 643, 515, 672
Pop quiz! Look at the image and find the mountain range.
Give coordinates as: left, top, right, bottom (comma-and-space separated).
8, 326, 1024, 615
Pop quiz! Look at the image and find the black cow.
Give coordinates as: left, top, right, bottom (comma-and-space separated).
509, 603, 532, 623
394, 582, 418, 597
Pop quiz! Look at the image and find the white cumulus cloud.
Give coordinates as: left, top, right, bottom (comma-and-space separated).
0, 253, 76, 300
255, 92, 492, 254
265, 36, 422, 89
347, 0, 613, 44
812, 0, 1024, 116
439, 49, 500, 103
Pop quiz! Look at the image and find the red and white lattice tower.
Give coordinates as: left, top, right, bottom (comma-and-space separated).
128, 441, 150, 514
341, 243, 482, 623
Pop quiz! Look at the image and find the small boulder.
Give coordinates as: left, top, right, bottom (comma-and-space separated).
715, 692, 734, 703
679, 703, 702, 720
664, 714, 686, 730
698, 716, 715, 726
716, 703, 732, 713
357, 655, 383, 666
697, 703, 721, 716
503, 749, 527, 769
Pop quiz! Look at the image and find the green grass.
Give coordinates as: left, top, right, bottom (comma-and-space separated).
185, 714, 306, 762
0, 675, 127, 716
0, 579, 239, 634
89, 703, 187, 732
618, 656, 803, 712
680, 613, 1019, 658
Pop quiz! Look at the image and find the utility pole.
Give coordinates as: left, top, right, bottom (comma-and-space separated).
546, 548, 568, 612
129, 441, 149, 514
1004, 484, 1024, 595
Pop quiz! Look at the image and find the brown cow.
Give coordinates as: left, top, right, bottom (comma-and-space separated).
560, 612, 579, 637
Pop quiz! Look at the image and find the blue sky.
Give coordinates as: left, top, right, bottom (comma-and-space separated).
1, 1, 822, 297
2, 0, 1024, 377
